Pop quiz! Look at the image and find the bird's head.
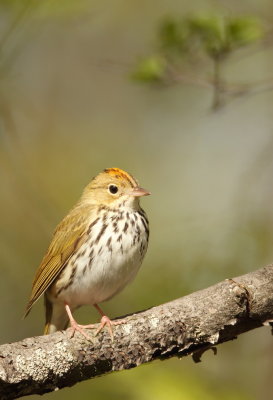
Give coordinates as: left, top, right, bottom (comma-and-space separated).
81, 168, 150, 210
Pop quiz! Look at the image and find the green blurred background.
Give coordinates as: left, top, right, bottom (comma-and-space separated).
1, 0, 273, 399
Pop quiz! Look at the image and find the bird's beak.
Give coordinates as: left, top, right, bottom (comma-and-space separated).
130, 187, 151, 197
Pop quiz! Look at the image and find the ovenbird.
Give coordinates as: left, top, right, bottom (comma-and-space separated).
24, 168, 150, 340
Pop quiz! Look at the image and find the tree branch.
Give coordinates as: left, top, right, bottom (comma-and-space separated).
1, 265, 273, 399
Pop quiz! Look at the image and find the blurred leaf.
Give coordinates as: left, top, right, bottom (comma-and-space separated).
157, 15, 264, 60
159, 17, 190, 54
188, 15, 263, 58
226, 17, 264, 47
132, 13, 264, 86
131, 55, 167, 83
188, 15, 227, 56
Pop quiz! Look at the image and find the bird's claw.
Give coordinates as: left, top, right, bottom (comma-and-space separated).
95, 316, 126, 342
68, 321, 94, 341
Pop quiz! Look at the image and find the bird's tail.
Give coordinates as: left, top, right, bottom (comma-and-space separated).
44, 296, 69, 334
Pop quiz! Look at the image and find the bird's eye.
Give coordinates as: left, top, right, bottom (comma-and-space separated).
108, 184, 118, 194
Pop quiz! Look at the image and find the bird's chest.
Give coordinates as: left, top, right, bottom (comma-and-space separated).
53, 209, 149, 305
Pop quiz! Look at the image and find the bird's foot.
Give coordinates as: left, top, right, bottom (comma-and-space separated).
92, 304, 127, 341
95, 315, 126, 341
68, 320, 95, 340
65, 304, 126, 341
65, 303, 95, 340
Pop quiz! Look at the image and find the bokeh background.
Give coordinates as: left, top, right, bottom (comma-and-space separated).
1, 0, 273, 399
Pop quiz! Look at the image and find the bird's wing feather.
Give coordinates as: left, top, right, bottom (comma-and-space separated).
24, 205, 93, 317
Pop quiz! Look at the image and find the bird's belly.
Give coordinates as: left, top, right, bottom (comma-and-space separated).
69, 249, 141, 305
51, 217, 148, 307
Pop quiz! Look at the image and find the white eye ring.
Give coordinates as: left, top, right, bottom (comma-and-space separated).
108, 184, 119, 194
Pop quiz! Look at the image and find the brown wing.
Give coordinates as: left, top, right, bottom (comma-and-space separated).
24, 205, 93, 317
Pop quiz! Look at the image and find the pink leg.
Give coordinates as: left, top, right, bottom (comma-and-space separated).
64, 303, 126, 341
65, 304, 96, 340
93, 304, 126, 341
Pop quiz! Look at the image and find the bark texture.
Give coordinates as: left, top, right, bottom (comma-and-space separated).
1, 265, 273, 399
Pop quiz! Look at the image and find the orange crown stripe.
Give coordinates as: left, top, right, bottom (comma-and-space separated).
104, 168, 138, 187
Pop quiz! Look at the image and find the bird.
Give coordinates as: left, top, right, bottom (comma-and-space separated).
24, 168, 150, 340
